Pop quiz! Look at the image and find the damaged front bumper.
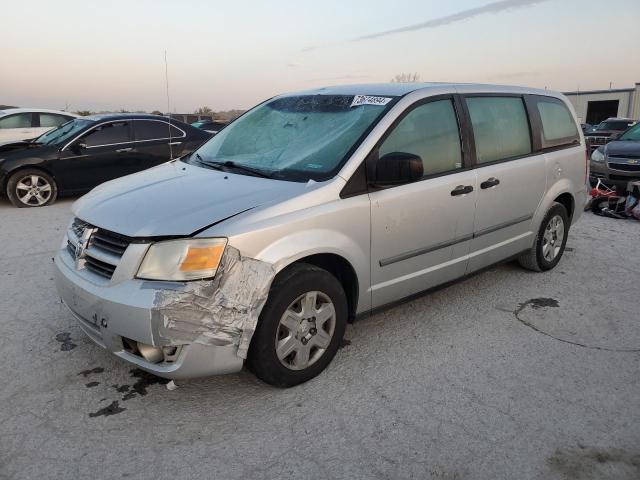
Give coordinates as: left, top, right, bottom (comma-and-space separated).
590, 160, 640, 190
53, 243, 255, 380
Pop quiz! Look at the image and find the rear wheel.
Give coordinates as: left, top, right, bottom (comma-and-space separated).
518, 202, 569, 272
247, 263, 347, 387
6, 169, 58, 208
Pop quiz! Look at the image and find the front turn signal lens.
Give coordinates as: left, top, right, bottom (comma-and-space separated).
180, 245, 225, 272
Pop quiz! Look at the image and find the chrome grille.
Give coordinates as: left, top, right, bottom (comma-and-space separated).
85, 255, 117, 278
586, 135, 610, 145
71, 218, 90, 238
67, 218, 132, 280
66, 240, 76, 257
608, 157, 640, 172
91, 230, 130, 256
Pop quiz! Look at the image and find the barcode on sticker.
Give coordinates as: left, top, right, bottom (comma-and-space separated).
351, 95, 392, 107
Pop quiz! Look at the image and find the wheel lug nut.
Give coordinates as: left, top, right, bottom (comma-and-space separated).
301, 337, 308, 345
310, 328, 317, 335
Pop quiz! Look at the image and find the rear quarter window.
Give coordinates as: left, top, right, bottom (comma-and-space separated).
534, 97, 579, 149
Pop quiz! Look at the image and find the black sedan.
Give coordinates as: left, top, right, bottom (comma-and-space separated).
0, 114, 211, 207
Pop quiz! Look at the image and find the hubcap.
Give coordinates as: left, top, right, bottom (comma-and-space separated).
542, 215, 565, 262
275, 291, 336, 371
15, 175, 52, 206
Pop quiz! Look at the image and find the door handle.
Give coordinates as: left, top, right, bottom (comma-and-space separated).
168, 141, 182, 146
115, 147, 133, 153
451, 185, 474, 196
480, 177, 500, 189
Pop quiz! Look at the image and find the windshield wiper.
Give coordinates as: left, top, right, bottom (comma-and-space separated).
193, 152, 210, 166
197, 157, 272, 179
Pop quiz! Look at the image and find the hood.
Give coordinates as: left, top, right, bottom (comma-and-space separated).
604, 140, 640, 157
586, 130, 615, 137
0, 140, 44, 153
73, 160, 309, 237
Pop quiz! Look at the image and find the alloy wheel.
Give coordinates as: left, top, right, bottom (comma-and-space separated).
542, 215, 564, 262
15, 174, 53, 206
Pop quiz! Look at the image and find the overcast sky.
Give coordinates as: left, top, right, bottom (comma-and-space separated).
2, 0, 639, 113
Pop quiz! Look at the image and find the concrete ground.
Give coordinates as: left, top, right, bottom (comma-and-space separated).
0, 197, 638, 480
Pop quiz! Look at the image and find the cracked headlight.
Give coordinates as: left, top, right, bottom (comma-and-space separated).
137, 238, 227, 281
591, 148, 605, 163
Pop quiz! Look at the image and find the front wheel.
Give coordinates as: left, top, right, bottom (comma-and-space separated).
518, 202, 569, 272
6, 169, 58, 208
247, 263, 347, 387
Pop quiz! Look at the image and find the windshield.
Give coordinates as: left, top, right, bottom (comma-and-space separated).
190, 94, 396, 181
596, 120, 634, 131
34, 118, 93, 145
619, 123, 640, 141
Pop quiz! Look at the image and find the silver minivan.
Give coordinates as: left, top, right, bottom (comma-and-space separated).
54, 83, 587, 387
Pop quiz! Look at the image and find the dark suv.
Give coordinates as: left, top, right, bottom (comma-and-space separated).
0, 114, 211, 207
590, 122, 640, 190
585, 117, 636, 153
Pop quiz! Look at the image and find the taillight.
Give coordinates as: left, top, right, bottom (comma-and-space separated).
584, 148, 589, 185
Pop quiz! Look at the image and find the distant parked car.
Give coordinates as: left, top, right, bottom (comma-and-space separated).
191, 119, 228, 134
0, 114, 211, 207
585, 117, 636, 153
0, 108, 78, 144
590, 121, 640, 191
580, 123, 592, 133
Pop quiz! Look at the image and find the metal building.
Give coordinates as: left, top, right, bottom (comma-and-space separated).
564, 83, 640, 125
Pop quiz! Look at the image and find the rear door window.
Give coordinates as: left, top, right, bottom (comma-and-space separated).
134, 120, 184, 141
39, 113, 72, 128
534, 97, 579, 148
83, 121, 131, 147
0, 113, 33, 129
465, 97, 532, 164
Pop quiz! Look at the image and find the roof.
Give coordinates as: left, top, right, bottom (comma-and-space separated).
563, 88, 634, 95
0, 107, 79, 117
602, 117, 635, 122
287, 82, 556, 98
82, 113, 183, 122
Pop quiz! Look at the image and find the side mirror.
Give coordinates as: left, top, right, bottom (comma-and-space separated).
71, 141, 87, 153
372, 152, 423, 186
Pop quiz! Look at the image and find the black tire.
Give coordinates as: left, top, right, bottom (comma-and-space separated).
247, 263, 348, 388
6, 169, 58, 208
518, 202, 569, 272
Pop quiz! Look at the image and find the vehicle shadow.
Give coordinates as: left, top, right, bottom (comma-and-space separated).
0, 195, 79, 209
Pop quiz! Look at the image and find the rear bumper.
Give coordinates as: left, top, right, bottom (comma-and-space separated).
53, 248, 244, 379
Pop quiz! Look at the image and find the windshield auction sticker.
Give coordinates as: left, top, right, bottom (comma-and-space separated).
351, 95, 393, 107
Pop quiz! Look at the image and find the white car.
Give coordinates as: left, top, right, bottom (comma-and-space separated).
0, 108, 79, 144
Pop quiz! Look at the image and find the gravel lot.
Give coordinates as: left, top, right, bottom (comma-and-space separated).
1, 197, 638, 480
